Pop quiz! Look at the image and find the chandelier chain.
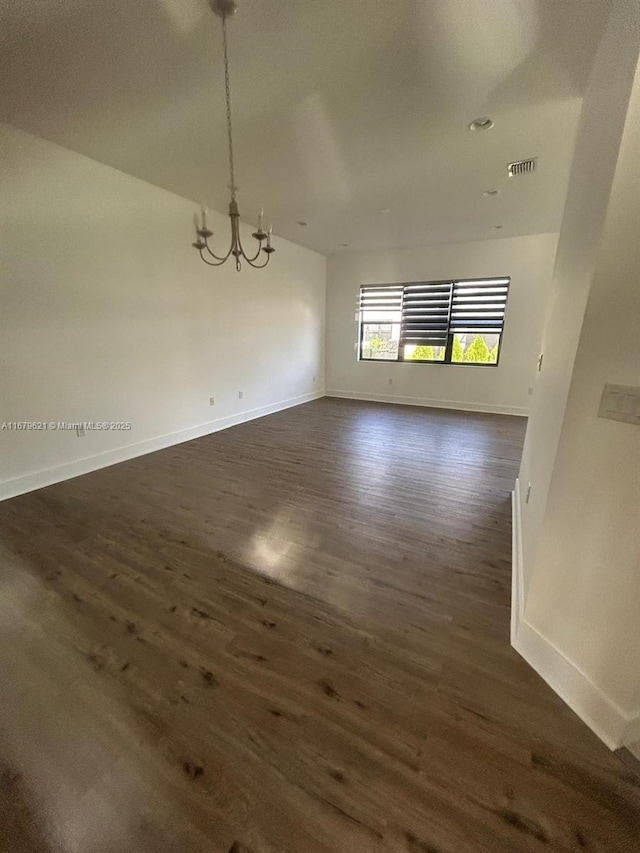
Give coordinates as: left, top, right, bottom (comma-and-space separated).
192, 1, 274, 271
221, 15, 237, 200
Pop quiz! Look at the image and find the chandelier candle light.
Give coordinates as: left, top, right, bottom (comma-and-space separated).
192, 0, 274, 271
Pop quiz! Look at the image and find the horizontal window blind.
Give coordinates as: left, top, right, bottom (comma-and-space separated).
359, 276, 510, 363
400, 281, 452, 347
449, 278, 509, 334
359, 285, 403, 317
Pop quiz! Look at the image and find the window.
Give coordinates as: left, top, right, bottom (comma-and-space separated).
359, 285, 403, 360
358, 277, 509, 365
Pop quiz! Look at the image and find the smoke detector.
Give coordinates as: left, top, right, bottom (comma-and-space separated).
508, 158, 537, 177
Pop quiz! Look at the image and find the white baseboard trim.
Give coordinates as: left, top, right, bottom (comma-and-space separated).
0, 390, 324, 502
510, 479, 525, 643
326, 389, 528, 417
511, 480, 640, 750
512, 618, 638, 750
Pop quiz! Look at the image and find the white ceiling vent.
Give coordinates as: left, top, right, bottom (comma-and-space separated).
508, 157, 537, 177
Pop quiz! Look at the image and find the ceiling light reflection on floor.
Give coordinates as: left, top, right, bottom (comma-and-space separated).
247, 507, 318, 585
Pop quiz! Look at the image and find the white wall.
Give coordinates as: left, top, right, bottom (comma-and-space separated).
514, 0, 640, 749
325, 234, 558, 415
0, 123, 326, 499
517, 0, 640, 593
526, 53, 640, 734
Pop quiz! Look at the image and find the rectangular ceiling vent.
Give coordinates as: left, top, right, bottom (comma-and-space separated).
508, 157, 537, 177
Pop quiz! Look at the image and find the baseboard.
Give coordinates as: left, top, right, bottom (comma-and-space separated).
513, 619, 640, 750
0, 390, 324, 502
326, 389, 528, 417
511, 481, 639, 750
510, 479, 525, 643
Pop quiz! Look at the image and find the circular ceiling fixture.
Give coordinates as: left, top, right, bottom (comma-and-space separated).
468, 117, 494, 131
380, 208, 391, 214
490, 225, 503, 231
483, 189, 500, 197
338, 243, 349, 248
297, 220, 308, 227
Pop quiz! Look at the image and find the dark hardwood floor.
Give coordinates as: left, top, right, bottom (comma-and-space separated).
0, 398, 638, 852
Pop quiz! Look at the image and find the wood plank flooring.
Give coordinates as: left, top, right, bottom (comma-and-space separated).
0, 398, 638, 852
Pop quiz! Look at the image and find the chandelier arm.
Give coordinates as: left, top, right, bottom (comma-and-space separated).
203, 236, 233, 263
245, 237, 265, 264
235, 229, 263, 264
199, 247, 229, 266
245, 246, 264, 263
243, 252, 271, 269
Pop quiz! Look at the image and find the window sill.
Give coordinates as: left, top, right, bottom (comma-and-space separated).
358, 359, 500, 367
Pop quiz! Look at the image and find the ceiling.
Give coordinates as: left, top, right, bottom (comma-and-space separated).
0, 0, 612, 255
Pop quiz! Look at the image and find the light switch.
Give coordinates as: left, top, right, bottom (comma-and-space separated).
598, 383, 640, 425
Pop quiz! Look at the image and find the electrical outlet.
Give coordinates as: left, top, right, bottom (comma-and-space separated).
526, 482, 532, 503
209, 397, 215, 406
388, 378, 393, 386
76, 426, 85, 437
313, 375, 316, 383
528, 387, 534, 396
238, 391, 243, 400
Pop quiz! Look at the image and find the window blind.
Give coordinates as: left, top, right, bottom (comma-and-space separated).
358, 276, 510, 363
449, 278, 510, 334
359, 285, 403, 317
400, 281, 453, 347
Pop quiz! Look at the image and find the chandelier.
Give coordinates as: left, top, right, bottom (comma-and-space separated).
192, 0, 274, 271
